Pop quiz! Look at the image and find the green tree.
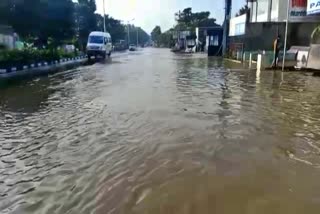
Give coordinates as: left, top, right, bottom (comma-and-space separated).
96, 14, 126, 42
159, 29, 174, 48
128, 26, 150, 45
175, 8, 193, 26
153, 8, 219, 48
175, 8, 214, 30
0, 0, 12, 25
76, 0, 97, 49
136, 27, 150, 45
2, 0, 43, 38
41, 0, 75, 45
197, 18, 218, 27
1, 0, 75, 46
151, 26, 162, 46
235, 5, 249, 17
311, 25, 320, 44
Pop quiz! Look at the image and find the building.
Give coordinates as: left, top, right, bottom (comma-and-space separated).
229, 0, 320, 55
0, 25, 15, 50
196, 26, 223, 56
247, 0, 320, 22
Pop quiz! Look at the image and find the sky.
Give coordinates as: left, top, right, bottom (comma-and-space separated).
94, 0, 246, 33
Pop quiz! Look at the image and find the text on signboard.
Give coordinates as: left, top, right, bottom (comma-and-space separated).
310, 1, 320, 8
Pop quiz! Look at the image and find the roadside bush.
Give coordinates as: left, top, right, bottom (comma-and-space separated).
311, 25, 320, 44
0, 44, 7, 50
0, 48, 79, 68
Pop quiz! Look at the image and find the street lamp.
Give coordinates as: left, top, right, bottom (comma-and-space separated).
103, 0, 106, 33
127, 18, 135, 46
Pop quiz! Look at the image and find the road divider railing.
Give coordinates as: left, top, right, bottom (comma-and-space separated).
0, 55, 87, 75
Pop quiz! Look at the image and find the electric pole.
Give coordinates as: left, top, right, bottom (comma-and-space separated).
222, 0, 232, 56
103, 0, 106, 32
136, 28, 139, 46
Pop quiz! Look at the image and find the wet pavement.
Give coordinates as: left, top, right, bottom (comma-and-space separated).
1, 48, 320, 213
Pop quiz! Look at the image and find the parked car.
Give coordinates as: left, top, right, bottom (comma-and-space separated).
86, 31, 112, 59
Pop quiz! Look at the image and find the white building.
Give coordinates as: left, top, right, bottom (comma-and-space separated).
228, 0, 320, 54
229, 14, 247, 36
248, 0, 319, 23
0, 25, 15, 50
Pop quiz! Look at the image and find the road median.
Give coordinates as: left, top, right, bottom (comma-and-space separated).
0, 56, 87, 80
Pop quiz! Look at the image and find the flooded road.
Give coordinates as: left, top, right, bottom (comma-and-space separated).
1, 48, 320, 213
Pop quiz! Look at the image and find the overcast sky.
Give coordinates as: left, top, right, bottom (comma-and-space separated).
94, 0, 246, 33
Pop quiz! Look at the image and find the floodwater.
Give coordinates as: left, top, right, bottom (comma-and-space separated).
1, 48, 320, 214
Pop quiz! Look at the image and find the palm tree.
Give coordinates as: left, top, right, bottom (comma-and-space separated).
311, 25, 320, 44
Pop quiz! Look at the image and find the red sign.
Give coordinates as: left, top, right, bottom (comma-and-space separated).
292, 0, 307, 8
291, 0, 307, 18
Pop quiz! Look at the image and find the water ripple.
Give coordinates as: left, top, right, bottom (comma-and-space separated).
1, 49, 320, 213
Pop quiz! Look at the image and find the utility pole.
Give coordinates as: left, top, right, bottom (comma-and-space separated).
127, 22, 130, 46
222, 0, 232, 56
282, 0, 290, 71
136, 28, 139, 46
103, 0, 106, 33
126, 19, 135, 46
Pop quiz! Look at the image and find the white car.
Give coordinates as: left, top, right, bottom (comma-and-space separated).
129, 44, 136, 51
86, 31, 112, 59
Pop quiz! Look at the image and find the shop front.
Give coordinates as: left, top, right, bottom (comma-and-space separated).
229, 0, 320, 53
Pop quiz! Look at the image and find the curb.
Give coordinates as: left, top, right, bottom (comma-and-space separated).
0, 55, 87, 74
0, 56, 87, 80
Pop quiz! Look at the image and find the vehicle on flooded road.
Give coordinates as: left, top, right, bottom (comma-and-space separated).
86, 31, 112, 59
129, 44, 137, 51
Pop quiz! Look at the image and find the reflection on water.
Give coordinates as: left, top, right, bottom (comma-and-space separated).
1, 49, 320, 213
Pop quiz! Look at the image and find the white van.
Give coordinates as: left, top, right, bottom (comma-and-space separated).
86, 31, 112, 59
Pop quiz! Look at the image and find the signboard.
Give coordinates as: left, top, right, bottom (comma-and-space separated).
290, 0, 307, 18
307, 0, 320, 15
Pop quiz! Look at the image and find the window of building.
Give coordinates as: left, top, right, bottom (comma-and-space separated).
257, 0, 269, 22
235, 23, 245, 35
210, 36, 219, 46
271, 0, 279, 21
250, 2, 257, 22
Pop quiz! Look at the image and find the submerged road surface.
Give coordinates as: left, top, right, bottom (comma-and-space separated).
1, 48, 320, 213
